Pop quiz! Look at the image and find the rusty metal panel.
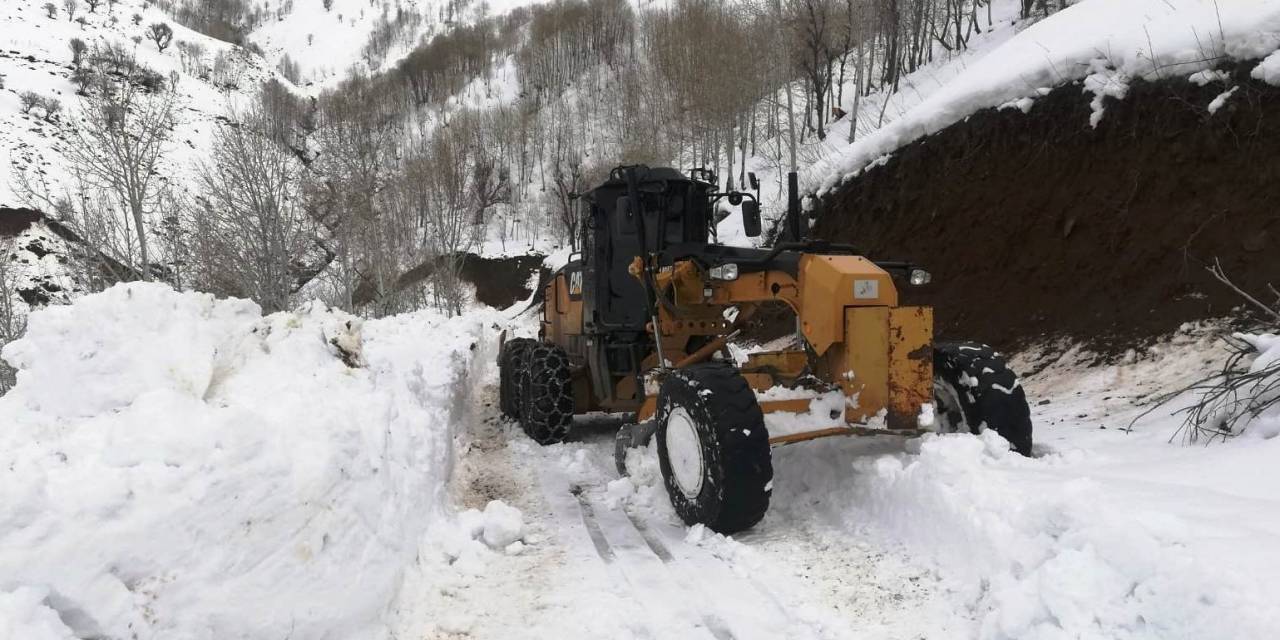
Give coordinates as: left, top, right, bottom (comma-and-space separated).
741, 372, 776, 392
743, 350, 808, 380
887, 306, 934, 430
757, 398, 821, 417
843, 306, 889, 423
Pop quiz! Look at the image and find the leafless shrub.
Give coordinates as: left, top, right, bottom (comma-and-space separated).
69, 37, 88, 67
38, 97, 62, 121
18, 92, 42, 114
148, 22, 174, 52
0, 237, 27, 395
1129, 261, 1279, 443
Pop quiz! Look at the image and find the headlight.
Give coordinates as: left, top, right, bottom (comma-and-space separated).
709, 263, 739, 281
909, 269, 932, 286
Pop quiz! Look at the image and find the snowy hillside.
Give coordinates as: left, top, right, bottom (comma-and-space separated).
250, 0, 437, 89
0, 0, 297, 209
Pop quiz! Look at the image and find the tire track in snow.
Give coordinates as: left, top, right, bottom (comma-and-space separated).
570, 485, 616, 562
535, 464, 697, 639
637, 512, 818, 639
542, 429, 840, 639
622, 511, 736, 640
570, 484, 730, 640
622, 511, 676, 563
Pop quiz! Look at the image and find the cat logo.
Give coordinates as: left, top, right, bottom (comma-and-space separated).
568, 270, 583, 297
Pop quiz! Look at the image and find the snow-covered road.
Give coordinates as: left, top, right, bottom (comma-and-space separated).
401, 320, 1280, 640
399, 381, 948, 640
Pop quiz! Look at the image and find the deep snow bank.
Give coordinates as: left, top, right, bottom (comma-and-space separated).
0, 283, 485, 639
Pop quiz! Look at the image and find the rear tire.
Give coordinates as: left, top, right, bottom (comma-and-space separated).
518, 343, 575, 445
932, 342, 1033, 455
656, 363, 772, 534
499, 338, 537, 419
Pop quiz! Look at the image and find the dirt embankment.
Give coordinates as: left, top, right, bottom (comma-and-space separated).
461, 254, 547, 309
814, 63, 1280, 352
356, 253, 546, 310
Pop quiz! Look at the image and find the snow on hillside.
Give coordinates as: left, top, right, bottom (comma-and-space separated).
0, 214, 83, 309
0, 283, 493, 638
0, 0, 293, 209
802, 0, 1280, 195
249, 0, 437, 88
249, 0, 557, 90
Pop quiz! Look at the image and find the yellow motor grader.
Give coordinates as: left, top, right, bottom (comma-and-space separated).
499, 166, 1031, 533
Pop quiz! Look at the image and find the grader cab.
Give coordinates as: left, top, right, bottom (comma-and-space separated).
500, 166, 1031, 533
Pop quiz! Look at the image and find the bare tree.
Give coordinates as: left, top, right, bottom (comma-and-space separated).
421, 128, 482, 316
148, 22, 175, 53
190, 103, 314, 312
60, 71, 177, 280
62, 0, 77, 21
791, 0, 839, 140
69, 38, 88, 67
550, 152, 582, 248
312, 73, 400, 309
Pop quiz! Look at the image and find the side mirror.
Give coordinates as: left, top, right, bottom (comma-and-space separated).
742, 200, 762, 237
748, 172, 759, 191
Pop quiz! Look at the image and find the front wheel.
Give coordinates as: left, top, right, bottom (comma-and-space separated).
932, 342, 1033, 455
656, 363, 772, 534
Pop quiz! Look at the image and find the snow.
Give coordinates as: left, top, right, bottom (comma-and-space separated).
756, 324, 1280, 640
479, 500, 526, 549
807, 0, 1280, 195
0, 283, 487, 638
249, 0, 435, 89
1207, 85, 1239, 113
761, 388, 849, 437
1233, 332, 1280, 438
3, 0, 1280, 635
7, 283, 1280, 638
0, 0, 293, 209
1252, 48, 1280, 84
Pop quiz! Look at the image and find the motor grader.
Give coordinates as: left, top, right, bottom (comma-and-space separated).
499, 165, 1031, 534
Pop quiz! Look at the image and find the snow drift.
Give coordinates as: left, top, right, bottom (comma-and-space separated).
0, 283, 484, 639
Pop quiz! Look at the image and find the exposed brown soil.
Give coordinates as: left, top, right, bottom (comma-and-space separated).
814, 62, 1280, 353
461, 253, 547, 309
357, 253, 546, 310
0, 207, 43, 238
